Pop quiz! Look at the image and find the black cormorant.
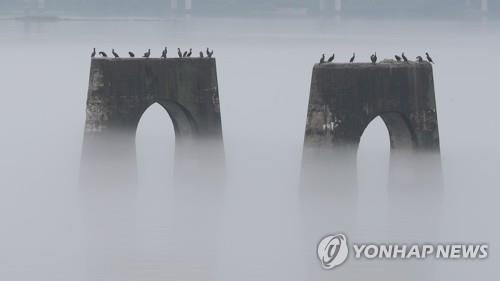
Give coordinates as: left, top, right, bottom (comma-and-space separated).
112, 49, 119, 58
416, 56, 424, 63
395, 55, 402, 62
161, 47, 167, 59
200, 51, 204, 58
426, 52, 434, 64
178, 48, 183, 58
143, 49, 151, 58
187, 48, 192, 57
320, 54, 325, 64
99, 51, 107, 57
91, 48, 96, 58
350, 53, 355, 63
402, 52, 408, 63
370, 52, 377, 64
327, 53, 335, 63
207, 48, 214, 58
129, 51, 135, 58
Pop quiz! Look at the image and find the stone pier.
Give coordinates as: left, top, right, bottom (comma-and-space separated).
301, 61, 441, 190
80, 57, 224, 186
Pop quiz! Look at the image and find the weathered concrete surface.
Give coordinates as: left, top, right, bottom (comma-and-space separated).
80, 58, 224, 186
304, 61, 439, 151
301, 61, 441, 189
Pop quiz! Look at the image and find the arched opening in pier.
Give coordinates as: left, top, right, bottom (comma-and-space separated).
357, 116, 391, 228
136, 103, 176, 185
357, 112, 414, 187
357, 116, 391, 189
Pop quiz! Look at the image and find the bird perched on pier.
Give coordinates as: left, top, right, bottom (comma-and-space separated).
395, 55, 402, 62
327, 53, 335, 63
402, 52, 408, 63
416, 56, 424, 63
91, 48, 96, 58
143, 49, 151, 58
128, 51, 135, 58
426, 52, 434, 64
199, 51, 204, 58
370, 52, 377, 64
99, 51, 108, 57
207, 48, 214, 58
319, 54, 325, 64
187, 48, 192, 57
112, 49, 119, 58
183, 50, 188, 57
178, 48, 183, 58
350, 53, 355, 63
161, 47, 167, 59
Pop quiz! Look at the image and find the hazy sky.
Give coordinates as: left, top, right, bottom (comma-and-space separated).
1, 0, 498, 18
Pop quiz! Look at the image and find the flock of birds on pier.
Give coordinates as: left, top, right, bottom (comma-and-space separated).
90, 47, 434, 65
90, 47, 214, 59
319, 52, 434, 64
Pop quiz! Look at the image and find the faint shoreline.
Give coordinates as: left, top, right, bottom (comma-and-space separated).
0, 15, 172, 22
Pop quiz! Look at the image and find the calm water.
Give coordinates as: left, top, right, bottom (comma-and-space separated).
0, 17, 499, 280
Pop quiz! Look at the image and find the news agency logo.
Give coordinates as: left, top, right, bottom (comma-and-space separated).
317, 234, 349, 269
317, 233, 489, 270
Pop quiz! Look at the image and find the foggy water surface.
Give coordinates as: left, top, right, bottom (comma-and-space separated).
0, 18, 499, 280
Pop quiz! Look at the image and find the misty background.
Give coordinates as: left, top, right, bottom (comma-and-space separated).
0, 0, 499, 18
1, 1, 499, 281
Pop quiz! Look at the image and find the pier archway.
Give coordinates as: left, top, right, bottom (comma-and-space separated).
136, 103, 176, 184
357, 116, 391, 188
81, 58, 224, 186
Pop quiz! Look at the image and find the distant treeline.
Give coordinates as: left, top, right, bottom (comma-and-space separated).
1, 0, 499, 18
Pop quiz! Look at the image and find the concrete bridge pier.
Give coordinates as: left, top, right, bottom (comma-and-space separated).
301, 62, 441, 193
80, 57, 224, 187
318, 0, 342, 13
481, 0, 489, 12
334, 0, 342, 12
465, 0, 489, 15
170, 0, 192, 14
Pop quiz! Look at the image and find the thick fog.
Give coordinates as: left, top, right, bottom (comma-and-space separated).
0, 16, 499, 281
